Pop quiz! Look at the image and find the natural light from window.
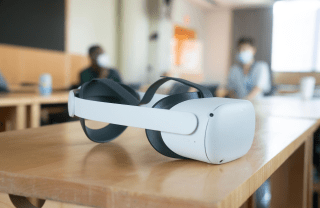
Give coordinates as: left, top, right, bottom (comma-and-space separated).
272, 1, 320, 72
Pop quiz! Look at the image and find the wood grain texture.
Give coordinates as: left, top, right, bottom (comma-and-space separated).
0, 116, 317, 208
0, 105, 27, 131
0, 44, 89, 89
306, 135, 314, 208
0, 44, 69, 89
270, 141, 305, 207
0, 107, 12, 131
0, 192, 92, 208
273, 72, 320, 85
14, 105, 26, 130
253, 96, 320, 207
0, 92, 69, 107
0, 92, 69, 131
0, 44, 23, 85
30, 104, 41, 129
20, 48, 69, 89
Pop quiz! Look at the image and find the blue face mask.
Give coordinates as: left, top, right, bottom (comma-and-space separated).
237, 50, 254, 64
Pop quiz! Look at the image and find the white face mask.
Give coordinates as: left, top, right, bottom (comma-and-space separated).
237, 50, 254, 65
96, 53, 110, 68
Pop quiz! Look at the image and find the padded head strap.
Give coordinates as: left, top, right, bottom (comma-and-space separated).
78, 79, 140, 143
139, 76, 213, 105
142, 77, 212, 159
146, 92, 202, 159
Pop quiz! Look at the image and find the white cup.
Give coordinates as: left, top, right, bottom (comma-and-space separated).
39, 73, 52, 96
300, 76, 316, 100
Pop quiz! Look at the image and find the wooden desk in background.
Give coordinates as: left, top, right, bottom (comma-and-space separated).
0, 92, 69, 131
0, 88, 224, 132
253, 96, 320, 120
0, 116, 317, 208
253, 96, 320, 206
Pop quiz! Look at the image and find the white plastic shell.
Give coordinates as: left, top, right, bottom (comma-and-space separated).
68, 91, 198, 135
161, 98, 255, 164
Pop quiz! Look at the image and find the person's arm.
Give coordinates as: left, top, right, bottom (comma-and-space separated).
226, 67, 237, 98
245, 63, 270, 100
245, 86, 262, 100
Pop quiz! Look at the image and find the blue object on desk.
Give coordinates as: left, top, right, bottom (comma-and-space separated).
39, 73, 52, 96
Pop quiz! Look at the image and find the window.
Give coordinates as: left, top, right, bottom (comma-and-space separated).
272, 1, 320, 72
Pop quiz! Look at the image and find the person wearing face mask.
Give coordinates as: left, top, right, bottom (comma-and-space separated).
227, 37, 271, 100
80, 45, 122, 85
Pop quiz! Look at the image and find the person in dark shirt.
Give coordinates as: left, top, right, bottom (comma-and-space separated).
80, 45, 122, 85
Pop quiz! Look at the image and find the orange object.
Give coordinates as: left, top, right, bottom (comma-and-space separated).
174, 26, 196, 66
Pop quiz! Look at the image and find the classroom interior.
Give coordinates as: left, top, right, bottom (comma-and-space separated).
1, 0, 320, 208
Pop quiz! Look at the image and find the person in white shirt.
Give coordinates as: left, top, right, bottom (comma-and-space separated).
227, 37, 271, 100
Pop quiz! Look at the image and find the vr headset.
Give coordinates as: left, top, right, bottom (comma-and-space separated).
68, 77, 255, 164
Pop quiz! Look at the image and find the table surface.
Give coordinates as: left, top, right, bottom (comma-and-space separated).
0, 92, 69, 106
253, 96, 320, 120
0, 116, 317, 208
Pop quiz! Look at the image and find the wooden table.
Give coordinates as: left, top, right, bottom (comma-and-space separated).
253, 96, 320, 120
0, 116, 317, 208
253, 96, 320, 207
0, 92, 69, 131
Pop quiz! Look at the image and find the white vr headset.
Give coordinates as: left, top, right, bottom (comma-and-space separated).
68, 77, 255, 164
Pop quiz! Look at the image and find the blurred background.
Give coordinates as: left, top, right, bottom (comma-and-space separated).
0, 0, 318, 124
1, 1, 320, 207
0, 0, 275, 89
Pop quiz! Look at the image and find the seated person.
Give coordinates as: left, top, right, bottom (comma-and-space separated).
0, 69, 9, 93
80, 45, 122, 85
227, 37, 271, 100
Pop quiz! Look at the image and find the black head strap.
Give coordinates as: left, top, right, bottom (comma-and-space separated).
78, 79, 140, 143
139, 76, 213, 105
142, 77, 212, 159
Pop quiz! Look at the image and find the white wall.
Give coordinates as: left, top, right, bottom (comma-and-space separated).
172, 0, 207, 42
67, 0, 233, 85
147, 0, 233, 85
147, 17, 173, 83
145, 0, 208, 83
67, 0, 118, 67
171, 3, 233, 86
170, 0, 208, 81
204, 9, 233, 86
119, 0, 149, 82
